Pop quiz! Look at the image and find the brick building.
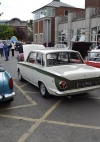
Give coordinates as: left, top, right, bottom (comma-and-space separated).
55, 0, 100, 48
32, 0, 84, 46
0, 18, 28, 41
85, 0, 100, 8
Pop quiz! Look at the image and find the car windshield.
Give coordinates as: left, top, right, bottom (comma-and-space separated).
54, 44, 66, 48
86, 52, 100, 61
46, 52, 84, 66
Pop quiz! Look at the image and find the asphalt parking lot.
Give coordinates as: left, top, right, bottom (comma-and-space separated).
0, 51, 100, 142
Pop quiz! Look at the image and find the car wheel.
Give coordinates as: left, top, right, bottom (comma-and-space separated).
39, 82, 51, 98
18, 70, 24, 82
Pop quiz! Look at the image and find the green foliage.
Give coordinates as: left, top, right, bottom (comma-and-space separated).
27, 19, 33, 41
0, 25, 14, 39
14, 27, 26, 41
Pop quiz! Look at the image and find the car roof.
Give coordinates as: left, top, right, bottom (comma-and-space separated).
30, 48, 79, 54
90, 49, 100, 53
23, 44, 80, 60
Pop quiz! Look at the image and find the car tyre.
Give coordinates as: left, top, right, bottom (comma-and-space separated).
39, 82, 51, 98
18, 70, 24, 82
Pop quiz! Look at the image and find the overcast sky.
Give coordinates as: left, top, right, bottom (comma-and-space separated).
0, 0, 85, 21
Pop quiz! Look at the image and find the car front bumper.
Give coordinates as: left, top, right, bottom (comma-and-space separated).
48, 85, 100, 96
0, 92, 15, 101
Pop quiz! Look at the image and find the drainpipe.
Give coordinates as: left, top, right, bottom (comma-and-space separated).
46, 20, 49, 44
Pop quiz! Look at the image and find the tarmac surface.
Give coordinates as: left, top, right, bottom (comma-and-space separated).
0, 50, 100, 142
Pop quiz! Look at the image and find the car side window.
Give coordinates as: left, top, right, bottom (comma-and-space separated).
27, 52, 37, 64
36, 53, 42, 65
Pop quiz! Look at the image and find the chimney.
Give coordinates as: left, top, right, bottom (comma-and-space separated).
85, 0, 100, 8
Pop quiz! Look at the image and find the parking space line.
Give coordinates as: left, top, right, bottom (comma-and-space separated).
13, 81, 37, 105
13, 77, 18, 80
17, 98, 63, 142
0, 114, 38, 122
85, 96, 100, 100
44, 120, 100, 130
25, 91, 39, 94
20, 83, 29, 88
0, 104, 33, 111
0, 112, 100, 131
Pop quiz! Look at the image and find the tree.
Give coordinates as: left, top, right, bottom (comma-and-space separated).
0, 25, 14, 39
14, 27, 26, 41
0, 2, 3, 16
27, 19, 33, 42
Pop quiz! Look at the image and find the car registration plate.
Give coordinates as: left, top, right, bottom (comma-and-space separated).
76, 80, 98, 88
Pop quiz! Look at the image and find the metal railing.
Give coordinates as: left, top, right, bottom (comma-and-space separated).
58, 16, 68, 23
73, 11, 85, 20
92, 7, 100, 16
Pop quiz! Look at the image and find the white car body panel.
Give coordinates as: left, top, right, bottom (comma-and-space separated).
47, 64, 100, 80
17, 46, 100, 96
23, 44, 45, 60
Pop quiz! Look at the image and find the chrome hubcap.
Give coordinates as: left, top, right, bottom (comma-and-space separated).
40, 84, 45, 96
18, 72, 21, 79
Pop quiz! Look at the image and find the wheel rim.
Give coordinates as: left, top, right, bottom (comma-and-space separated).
40, 83, 46, 96
18, 71, 21, 80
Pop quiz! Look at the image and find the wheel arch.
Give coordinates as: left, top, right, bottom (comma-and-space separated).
38, 80, 47, 90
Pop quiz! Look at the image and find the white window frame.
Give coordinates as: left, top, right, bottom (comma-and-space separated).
39, 33, 43, 43
90, 26, 100, 48
35, 34, 38, 43
71, 35, 77, 42
71, 28, 85, 42
79, 35, 85, 41
58, 30, 68, 44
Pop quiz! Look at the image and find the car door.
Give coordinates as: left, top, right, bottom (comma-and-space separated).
31, 52, 44, 85
22, 52, 37, 82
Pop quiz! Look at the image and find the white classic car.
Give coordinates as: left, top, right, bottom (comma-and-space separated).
17, 44, 100, 98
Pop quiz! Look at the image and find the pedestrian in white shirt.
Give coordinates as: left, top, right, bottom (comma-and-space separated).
11, 41, 15, 56
0, 41, 4, 56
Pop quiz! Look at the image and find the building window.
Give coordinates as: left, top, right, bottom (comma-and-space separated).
58, 30, 68, 44
71, 28, 85, 42
79, 35, 85, 41
71, 35, 77, 42
65, 10, 68, 16
35, 34, 38, 43
91, 26, 100, 48
39, 33, 43, 44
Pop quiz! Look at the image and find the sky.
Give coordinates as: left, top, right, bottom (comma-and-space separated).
0, 0, 85, 21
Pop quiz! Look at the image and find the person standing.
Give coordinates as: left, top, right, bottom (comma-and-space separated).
0, 41, 4, 57
3, 41, 9, 61
43, 41, 47, 47
11, 41, 15, 56
7, 42, 12, 57
18, 42, 23, 53
97, 39, 100, 49
48, 41, 53, 47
